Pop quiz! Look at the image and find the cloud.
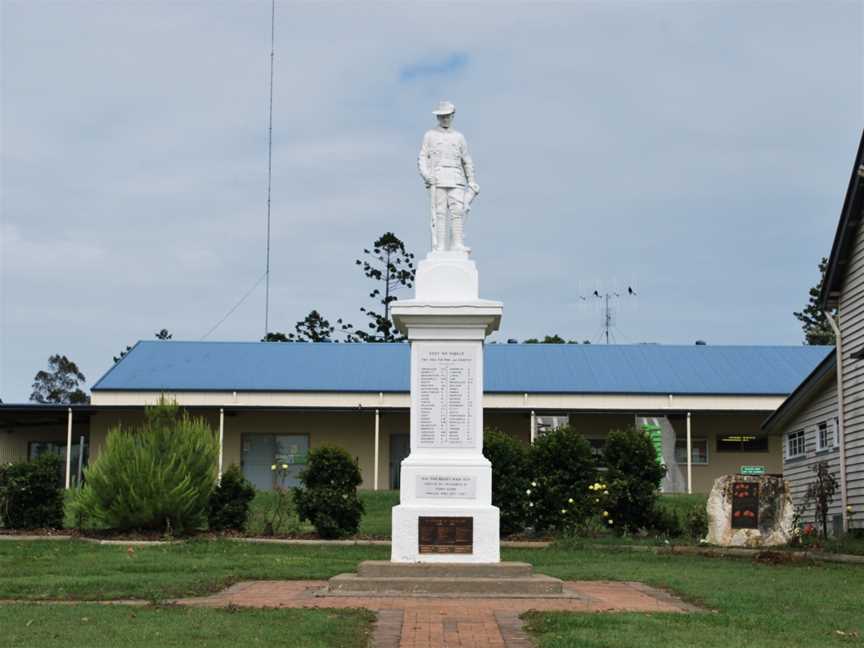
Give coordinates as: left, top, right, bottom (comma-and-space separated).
399, 52, 469, 83
0, 2, 862, 400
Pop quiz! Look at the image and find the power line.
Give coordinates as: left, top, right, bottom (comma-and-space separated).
264, 0, 276, 338
201, 272, 268, 340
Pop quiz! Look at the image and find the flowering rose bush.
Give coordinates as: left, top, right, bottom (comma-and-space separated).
603, 427, 667, 534
527, 426, 601, 533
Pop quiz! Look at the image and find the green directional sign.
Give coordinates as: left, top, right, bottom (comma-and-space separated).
740, 465, 766, 476
641, 423, 664, 465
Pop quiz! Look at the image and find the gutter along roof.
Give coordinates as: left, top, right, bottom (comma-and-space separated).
90, 341, 831, 397
821, 131, 864, 310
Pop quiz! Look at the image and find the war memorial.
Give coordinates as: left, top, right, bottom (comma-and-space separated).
326, 101, 564, 595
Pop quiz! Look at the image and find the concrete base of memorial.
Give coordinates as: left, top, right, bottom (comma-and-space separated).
325, 561, 565, 596
390, 251, 503, 564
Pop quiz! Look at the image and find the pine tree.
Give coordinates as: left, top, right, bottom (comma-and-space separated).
793, 257, 835, 345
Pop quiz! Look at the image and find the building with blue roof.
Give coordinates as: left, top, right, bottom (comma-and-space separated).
0, 341, 830, 494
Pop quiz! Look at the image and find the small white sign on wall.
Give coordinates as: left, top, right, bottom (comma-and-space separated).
416, 475, 477, 499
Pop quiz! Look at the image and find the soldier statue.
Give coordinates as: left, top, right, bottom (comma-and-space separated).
418, 101, 480, 253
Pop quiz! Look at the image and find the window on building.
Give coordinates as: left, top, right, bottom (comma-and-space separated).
786, 430, 806, 459
675, 439, 708, 464
536, 414, 569, 435
28, 441, 65, 460
816, 420, 837, 451
716, 434, 769, 452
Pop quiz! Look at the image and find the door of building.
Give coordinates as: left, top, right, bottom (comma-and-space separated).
241, 434, 309, 491
389, 433, 410, 490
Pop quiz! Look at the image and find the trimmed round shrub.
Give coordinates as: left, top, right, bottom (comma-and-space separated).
208, 464, 256, 532
294, 445, 364, 539
483, 427, 531, 536
0, 454, 64, 529
527, 426, 599, 533
70, 399, 218, 533
603, 427, 667, 533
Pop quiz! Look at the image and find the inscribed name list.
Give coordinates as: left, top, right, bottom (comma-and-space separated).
418, 345, 476, 448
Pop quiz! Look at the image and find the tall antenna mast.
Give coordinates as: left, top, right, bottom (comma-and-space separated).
264, 0, 276, 338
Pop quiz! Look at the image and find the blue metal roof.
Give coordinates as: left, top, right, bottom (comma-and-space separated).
91, 341, 832, 396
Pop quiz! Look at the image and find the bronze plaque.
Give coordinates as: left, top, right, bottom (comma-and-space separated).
731, 482, 759, 529
418, 516, 473, 554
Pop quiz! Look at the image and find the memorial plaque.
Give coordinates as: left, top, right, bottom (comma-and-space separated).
417, 475, 477, 499
731, 481, 759, 529
417, 345, 476, 448
418, 516, 473, 554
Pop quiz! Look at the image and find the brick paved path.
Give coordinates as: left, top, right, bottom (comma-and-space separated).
175, 580, 698, 647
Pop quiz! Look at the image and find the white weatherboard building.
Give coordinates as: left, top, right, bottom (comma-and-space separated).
763, 131, 864, 532
1, 342, 829, 494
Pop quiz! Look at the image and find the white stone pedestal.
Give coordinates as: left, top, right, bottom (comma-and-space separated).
390, 251, 502, 563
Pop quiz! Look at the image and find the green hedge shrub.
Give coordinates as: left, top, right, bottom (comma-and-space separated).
483, 427, 531, 536
208, 464, 256, 531
71, 399, 218, 533
603, 427, 667, 534
685, 504, 708, 540
527, 426, 600, 533
294, 445, 364, 539
0, 454, 64, 529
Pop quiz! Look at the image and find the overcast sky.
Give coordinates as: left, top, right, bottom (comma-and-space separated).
1, 1, 862, 402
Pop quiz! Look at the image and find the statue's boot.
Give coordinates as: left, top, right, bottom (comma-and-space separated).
450, 214, 470, 253
434, 212, 448, 251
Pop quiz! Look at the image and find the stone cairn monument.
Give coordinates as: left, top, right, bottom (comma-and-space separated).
327, 103, 563, 595
706, 474, 795, 547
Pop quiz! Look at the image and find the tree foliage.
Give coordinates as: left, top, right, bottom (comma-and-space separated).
346, 232, 415, 343
262, 310, 337, 342
71, 398, 218, 533
30, 354, 89, 404
483, 428, 532, 535
794, 257, 835, 345
114, 329, 173, 363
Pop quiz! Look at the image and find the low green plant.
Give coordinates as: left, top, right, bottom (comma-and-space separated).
208, 465, 256, 532
603, 427, 666, 534
294, 445, 364, 539
0, 454, 64, 529
70, 398, 218, 533
684, 503, 708, 540
264, 463, 298, 535
650, 505, 683, 538
483, 427, 531, 535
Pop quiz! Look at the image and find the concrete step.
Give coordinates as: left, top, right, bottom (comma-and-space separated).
356, 560, 534, 579
326, 573, 564, 596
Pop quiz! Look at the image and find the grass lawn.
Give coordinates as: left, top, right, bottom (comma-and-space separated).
0, 604, 373, 648
1, 539, 861, 648
513, 545, 863, 648
0, 540, 388, 601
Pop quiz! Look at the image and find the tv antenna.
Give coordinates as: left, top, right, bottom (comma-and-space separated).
579, 286, 637, 344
